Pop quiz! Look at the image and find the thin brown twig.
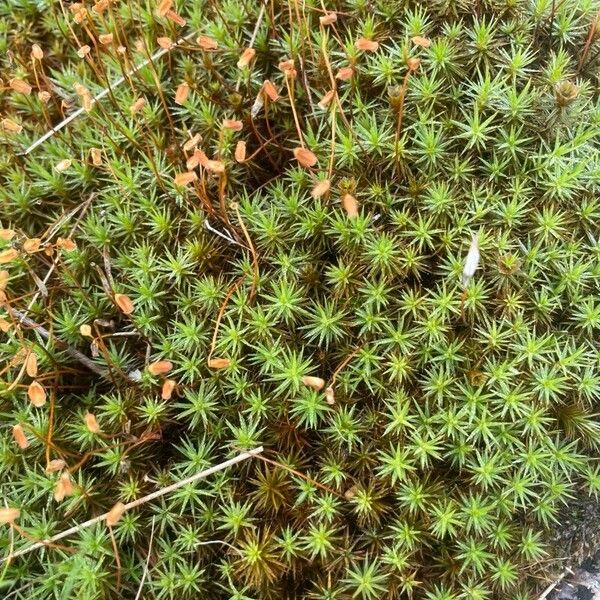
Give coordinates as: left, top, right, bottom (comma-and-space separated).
5, 307, 111, 382
1, 447, 263, 563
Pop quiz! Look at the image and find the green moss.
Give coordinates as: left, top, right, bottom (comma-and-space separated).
0, 0, 600, 598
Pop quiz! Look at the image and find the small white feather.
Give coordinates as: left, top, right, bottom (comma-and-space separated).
461, 234, 480, 287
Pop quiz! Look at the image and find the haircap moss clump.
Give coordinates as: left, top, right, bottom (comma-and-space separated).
0, 0, 600, 598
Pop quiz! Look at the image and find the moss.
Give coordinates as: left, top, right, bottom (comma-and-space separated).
0, 0, 600, 598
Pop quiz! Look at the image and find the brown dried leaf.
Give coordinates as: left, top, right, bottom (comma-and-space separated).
148, 360, 173, 376
28, 380, 46, 407
115, 293, 134, 315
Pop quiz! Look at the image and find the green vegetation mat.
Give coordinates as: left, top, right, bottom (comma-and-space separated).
1, 0, 600, 598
